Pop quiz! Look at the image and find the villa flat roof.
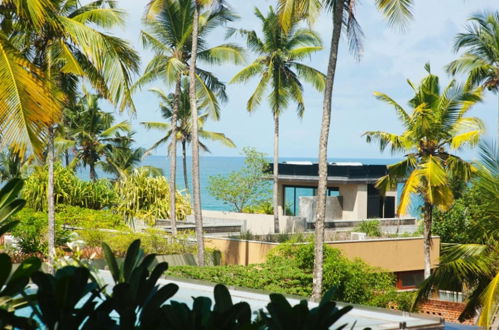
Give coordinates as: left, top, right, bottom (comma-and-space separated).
268, 163, 389, 183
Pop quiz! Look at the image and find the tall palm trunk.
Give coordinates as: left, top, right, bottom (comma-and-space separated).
311, 2, 344, 301
189, 1, 205, 266
47, 126, 56, 274
273, 112, 280, 233
169, 79, 181, 236
182, 140, 189, 191
89, 163, 97, 181
422, 201, 433, 279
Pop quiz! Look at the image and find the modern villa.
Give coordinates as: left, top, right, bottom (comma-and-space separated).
273, 162, 399, 222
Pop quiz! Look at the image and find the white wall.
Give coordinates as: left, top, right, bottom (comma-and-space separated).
202, 210, 303, 235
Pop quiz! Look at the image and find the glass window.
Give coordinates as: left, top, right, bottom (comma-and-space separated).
284, 186, 339, 216
400, 271, 424, 288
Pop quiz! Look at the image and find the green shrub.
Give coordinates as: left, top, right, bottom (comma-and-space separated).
367, 290, 416, 311
77, 228, 197, 256
23, 164, 116, 210
242, 200, 273, 214
208, 147, 271, 212
433, 184, 496, 244
55, 205, 125, 229
353, 220, 382, 237
114, 168, 191, 225
10, 209, 70, 253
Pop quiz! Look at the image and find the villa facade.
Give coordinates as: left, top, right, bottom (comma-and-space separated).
272, 162, 400, 224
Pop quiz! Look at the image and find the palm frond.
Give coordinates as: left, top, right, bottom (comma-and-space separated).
0, 34, 62, 156
375, 0, 413, 29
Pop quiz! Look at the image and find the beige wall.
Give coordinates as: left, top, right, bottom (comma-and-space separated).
205, 236, 440, 273
204, 237, 276, 265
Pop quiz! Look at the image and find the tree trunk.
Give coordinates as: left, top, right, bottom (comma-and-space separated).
182, 140, 189, 191
189, 1, 205, 266
169, 79, 181, 236
89, 162, 97, 182
423, 201, 433, 279
64, 150, 69, 167
47, 126, 56, 274
273, 112, 280, 233
311, 2, 344, 301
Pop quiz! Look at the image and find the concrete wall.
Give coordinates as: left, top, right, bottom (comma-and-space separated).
298, 196, 343, 222
201, 210, 305, 235
204, 236, 440, 273
338, 183, 368, 220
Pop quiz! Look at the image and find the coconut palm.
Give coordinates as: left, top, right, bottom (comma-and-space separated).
142, 84, 236, 191
100, 132, 149, 180
414, 141, 499, 328
447, 11, 499, 143
145, 0, 238, 265
364, 65, 484, 280
230, 6, 325, 234
277, 0, 414, 299
4, 0, 139, 271
139, 0, 243, 237
67, 92, 131, 181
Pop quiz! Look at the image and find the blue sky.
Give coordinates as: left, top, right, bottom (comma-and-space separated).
109, 0, 498, 160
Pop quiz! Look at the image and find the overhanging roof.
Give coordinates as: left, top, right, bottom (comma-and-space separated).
268, 163, 389, 184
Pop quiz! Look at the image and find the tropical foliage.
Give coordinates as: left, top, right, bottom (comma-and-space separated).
99, 132, 149, 179
208, 147, 271, 212
447, 11, 499, 141
23, 164, 116, 211
138, 0, 243, 239
0, 179, 26, 236
114, 168, 191, 225
415, 142, 499, 327
433, 183, 497, 244
0, 0, 62, 156
63, 91, 131, 181
364, 65, 484, 278
143, 81, 236, 190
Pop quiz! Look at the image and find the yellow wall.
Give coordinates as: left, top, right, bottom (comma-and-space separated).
205, 236, 440, 272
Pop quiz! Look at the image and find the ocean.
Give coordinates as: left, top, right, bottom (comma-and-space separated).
79, 156, 418, 214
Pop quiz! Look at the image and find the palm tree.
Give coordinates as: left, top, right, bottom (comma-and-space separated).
6, 0, 139, 271
447, 11, 499, 143
100, 132, 148, 180
142, 84, 236, 191
67, 92, 131, 181
277, 0, 414, 300
414, 141, 499, 328
364, 65, 484, 280
145, 0, 239, 265
139, 0, 243, 237
230, 7, 325, 234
